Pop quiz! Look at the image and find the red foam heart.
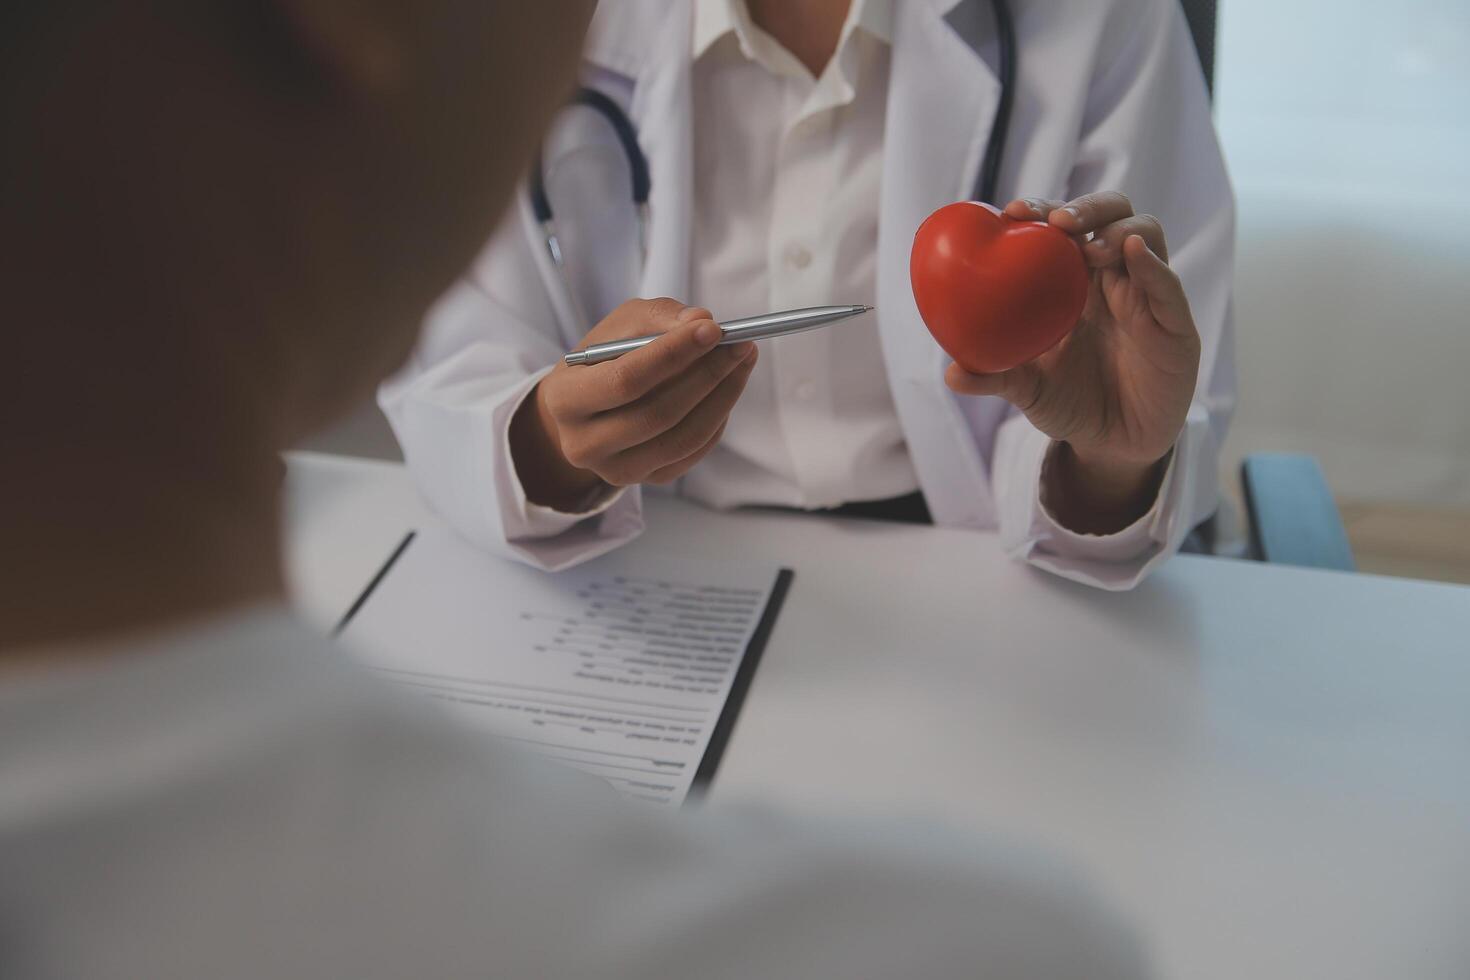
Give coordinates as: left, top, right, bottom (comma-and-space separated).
910, 201, 1089, 375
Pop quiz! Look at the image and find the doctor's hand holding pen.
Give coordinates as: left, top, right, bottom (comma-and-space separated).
944, 191, 1203, 536
509, 298, 758, 511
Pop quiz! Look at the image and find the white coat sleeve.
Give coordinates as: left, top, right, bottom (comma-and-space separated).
993, 0, 1237, 591
378, 198, 646, 572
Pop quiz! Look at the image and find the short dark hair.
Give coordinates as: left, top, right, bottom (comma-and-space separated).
0, 2, 305, 197
1, 3, 96, 149
0, 3, 86, 84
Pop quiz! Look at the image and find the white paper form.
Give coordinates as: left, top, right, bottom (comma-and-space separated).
337, 526, 789, 805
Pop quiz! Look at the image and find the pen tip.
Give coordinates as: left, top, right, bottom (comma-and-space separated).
861, 305, 874, 313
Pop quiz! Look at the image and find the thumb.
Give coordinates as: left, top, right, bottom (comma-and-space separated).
944, 360, 1044, 412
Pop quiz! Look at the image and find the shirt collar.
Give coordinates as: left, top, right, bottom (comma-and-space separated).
692, 0, 893, 64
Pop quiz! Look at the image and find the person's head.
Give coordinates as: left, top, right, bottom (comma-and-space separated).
0, 1, 592, 651
1, 0, 591, 455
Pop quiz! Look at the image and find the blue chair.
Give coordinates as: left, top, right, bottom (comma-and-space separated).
1239, 454, 1355, 571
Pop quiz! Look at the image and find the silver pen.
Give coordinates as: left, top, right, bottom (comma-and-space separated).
564, 305, 873, 366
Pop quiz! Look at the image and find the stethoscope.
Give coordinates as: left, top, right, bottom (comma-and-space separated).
528, 0, 1016, 302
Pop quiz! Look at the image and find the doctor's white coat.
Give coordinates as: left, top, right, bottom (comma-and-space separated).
380, 0, 1236, 590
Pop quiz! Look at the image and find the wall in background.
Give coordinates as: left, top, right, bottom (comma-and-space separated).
1215, 0, 1470, 506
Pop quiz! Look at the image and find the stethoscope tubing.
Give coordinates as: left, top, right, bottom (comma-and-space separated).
531, 0, 1015, 325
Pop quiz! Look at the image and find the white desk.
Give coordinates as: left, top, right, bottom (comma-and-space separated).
284, 451, 1470, 980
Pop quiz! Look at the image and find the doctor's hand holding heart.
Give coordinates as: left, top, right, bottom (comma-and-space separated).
916, 192, 1201, 536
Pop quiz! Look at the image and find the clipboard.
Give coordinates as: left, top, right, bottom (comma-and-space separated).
336, 528, 793, 805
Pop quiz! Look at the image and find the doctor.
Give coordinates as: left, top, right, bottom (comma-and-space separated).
381, 0, 1236, 590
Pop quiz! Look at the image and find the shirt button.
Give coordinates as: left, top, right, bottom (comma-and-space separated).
784, 242, 813, 270
794, 379, 816, 400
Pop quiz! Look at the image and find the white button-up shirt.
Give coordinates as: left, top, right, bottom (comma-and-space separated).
680, 0, 918, 510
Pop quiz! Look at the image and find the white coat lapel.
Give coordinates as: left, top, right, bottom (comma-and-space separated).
580, 0, 693, 306
877, 0, 1005, 526
625, 4, 695, 304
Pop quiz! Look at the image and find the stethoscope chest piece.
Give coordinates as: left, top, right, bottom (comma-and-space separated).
530, 88, 652, 275
528, 0, 1015, 317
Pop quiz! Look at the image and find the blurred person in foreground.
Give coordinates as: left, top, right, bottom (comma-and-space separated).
0, 3, 1147, 978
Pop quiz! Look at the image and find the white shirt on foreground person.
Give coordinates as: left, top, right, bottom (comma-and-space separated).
379, 0, 1236, 590
0, 607, 1149, 979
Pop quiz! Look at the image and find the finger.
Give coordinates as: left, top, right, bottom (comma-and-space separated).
944, 361, 1008, 397
569, 306, 723, 413
1121, 235, 1195, 336
1004, 198, 1065, 221
1047, 191, 1135, 236
944, 360, 1046, 414
576, 297, 702, 344
607, 348, 757, 484
643, 419, 729, 485
1083, 213, 1168, 267
579, 341, 755, 455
